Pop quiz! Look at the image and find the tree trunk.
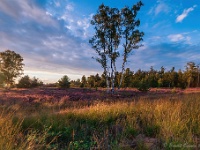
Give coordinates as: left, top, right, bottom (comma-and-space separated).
105, 67, 110, 93
119, 62, 125, 89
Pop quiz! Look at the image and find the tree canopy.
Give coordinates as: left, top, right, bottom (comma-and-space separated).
75, 62, 200, 90
57, 75, 71, 88
0, 50, 24, 88
90, 1, 144, 92
17, 75, 43, 88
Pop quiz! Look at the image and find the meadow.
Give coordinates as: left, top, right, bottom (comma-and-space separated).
0, 87, 200, 150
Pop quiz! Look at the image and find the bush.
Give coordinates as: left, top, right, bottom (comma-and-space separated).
17, 75, 43, 88
31, 77, 43, 87
57, 75, 70, 88
137, 79, 150, 92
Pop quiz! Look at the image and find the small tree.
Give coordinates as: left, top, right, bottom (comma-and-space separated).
31, 77, 43, 87
17, 75, 31, 88
70, 79, 81, 88
57, 75, 70, 88
17, 75, 43, 88
137, 78, 150, 92
80, 75, 87, 88
0, 50, 24, 88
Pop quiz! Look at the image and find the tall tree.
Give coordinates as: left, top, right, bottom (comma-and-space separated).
81, 75, 87, 87
177, 69, 187, 89
87, 75, 95, 88
90, 1, 144, 92
119, 1, 144, 88
0, 50, 24, 88
90, 4, 121, 93
185, 62, 197, 87
123, 68, 133, 88
94, 73, 101, 87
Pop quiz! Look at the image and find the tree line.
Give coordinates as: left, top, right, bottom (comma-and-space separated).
71, 62, 200, 90
1, 50, 200, 90
0, 50, 71, 88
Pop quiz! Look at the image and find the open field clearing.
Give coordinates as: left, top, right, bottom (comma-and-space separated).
0, 88, 200, 149
1, 0, 200, 149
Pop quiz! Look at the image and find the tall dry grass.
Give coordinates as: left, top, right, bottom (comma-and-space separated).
0, 92, 200, 149
58, 94, 200, 148
0, 108, 54, 150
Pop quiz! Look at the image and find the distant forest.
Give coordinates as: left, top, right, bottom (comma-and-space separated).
71, 62, 200, 90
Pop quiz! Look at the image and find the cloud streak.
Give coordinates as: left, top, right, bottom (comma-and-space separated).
176, 5, 197, 23
155, 3, 169, 15
0, 1, 57, 27
148, 2, 169, 16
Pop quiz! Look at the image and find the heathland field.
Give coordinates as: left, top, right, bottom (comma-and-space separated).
0, 88, 200, 149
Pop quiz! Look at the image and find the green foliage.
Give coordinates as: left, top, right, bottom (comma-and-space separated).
17, 75, 43, 88
90, 2, 144, 91
144, 125, 160, 137
80, 75, 87, 88
17, 75, 31, 88
125, 126, 138, 138
79, 61, 200, 90
0, 73, 6, 87
0, 50, 24, 88
69, 140, 96, 150
57, 75, 70, 88
70, 79, 81, 88
0, 110, 54, 150
137, 78, 150, 92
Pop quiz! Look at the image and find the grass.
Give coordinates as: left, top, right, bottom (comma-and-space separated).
0, 89, 200, 149
0, 110, 47, 150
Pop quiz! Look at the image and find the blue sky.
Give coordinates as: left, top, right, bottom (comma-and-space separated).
0, 0, 200, 83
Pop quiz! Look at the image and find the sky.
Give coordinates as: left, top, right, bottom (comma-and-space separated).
0, 0, 200, 83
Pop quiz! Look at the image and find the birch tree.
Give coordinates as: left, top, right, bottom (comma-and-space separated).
90, 1, 144, 92
119, 1, 144, 89
90, 4, 121, 93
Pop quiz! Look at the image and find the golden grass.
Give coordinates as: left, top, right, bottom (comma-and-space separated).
0, 91, 200, 149
56, 94, 200, 147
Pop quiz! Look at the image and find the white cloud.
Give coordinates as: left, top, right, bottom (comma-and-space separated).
155, 3, 169, 15
47, 0, 92, 39
151, 36, 161, 40
0, 0, 101, 82
46, 11, 53, 16
66, 4, 74, 11
55, 2, 60, 7
176, 5, 197, 23
0, 1, 57, 27
168, 34, 191, 44
59, 11, 91, 39
148, 2, 169, 16
168, 34, 184, 42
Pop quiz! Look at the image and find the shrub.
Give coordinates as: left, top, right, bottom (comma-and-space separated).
17, 75, 31, 88
137, 79, 150, 92
57, 75, 70, 88
17, 75, 43, 88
